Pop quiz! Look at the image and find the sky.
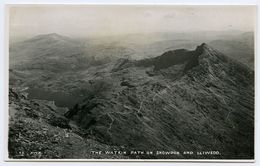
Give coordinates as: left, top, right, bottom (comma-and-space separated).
9, 5, 256, 38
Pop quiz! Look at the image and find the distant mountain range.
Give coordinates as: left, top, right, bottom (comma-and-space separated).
10, 31, 254, 70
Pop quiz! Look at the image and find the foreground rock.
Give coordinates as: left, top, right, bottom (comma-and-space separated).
8, 89, 129, 159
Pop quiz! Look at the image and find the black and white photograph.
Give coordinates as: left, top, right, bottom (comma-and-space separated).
6, 4, 256, 161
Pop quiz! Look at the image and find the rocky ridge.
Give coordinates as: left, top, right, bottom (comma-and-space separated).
64, 43, 254, 159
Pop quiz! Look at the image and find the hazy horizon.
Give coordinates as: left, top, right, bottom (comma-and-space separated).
9, 5, 256, 40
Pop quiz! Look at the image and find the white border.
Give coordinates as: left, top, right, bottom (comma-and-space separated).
1, 0, 259, 165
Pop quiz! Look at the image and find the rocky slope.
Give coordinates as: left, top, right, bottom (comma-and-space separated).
8, 88, 128, 159
65, 43, 254, 159
9, 43, 254, 159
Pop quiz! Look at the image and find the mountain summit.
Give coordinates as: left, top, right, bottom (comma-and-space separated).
27, 33, 73, 43
135, 43, 211, 71
134, 43, 252, 84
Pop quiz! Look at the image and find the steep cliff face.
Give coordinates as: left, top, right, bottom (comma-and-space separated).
136, 43, 204, 71
65, 43, 254, 159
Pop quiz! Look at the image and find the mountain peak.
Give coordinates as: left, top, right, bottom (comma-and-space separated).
200, 43, 211, 50
195, 43, 210, 54
200, 42, 207, 47
136, 43, 221, 72
25, 33, 73, 44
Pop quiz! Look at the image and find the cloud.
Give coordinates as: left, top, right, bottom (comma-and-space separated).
9, 5, 256, 38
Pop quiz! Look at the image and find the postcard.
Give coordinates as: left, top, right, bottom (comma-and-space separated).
6, 4, 256, 161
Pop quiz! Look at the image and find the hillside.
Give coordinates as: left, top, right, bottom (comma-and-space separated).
8, 88, 129, 159
9, 39, 254, 159
64, 43, 254, 159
